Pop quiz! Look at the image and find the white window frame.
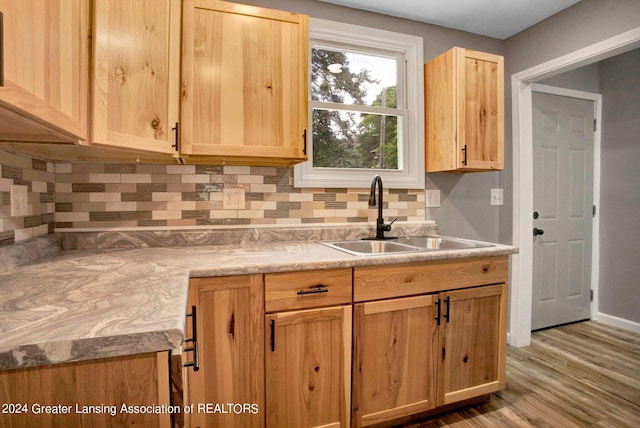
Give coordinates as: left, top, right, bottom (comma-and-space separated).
294, 18, 424, 189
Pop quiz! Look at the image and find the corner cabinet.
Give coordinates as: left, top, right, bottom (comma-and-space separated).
184, 275, 265, 428
425, 47, 504, 172
180, 0, 309, 166
91, 0, 181, 155
0, 0, 89, 143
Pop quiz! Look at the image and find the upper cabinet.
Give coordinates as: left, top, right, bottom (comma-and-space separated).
425, 47, 504, 172
180, 0, 309, 166
0, 0, 89, 143
88, 0, 309, 166
91, 0, 181, 155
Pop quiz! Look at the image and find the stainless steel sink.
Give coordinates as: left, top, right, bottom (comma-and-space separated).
396, 235, 492, 250
318, 240, 422, 256
318, 235, 492, 256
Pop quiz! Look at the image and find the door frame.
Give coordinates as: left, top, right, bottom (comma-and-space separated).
530, 83, 601, 330
510, 27, 640, 347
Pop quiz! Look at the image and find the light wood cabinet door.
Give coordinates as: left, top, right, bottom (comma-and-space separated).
425, 47, 504, 172
0, 352, 171, 428
181, 0, 308, 165
0, 0, 88, 143
91, 0, 181, 154
266, 305, 351, 428
186, 275, 264, 428
352, 295, 437, 427
436, 283, 508, 406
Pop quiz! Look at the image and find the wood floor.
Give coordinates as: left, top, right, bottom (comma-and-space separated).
404, 321, 640, 427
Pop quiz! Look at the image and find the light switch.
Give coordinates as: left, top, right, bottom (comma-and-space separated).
10, 185, 29, 216
490, 188, 504, 206
425, 189, 440, 208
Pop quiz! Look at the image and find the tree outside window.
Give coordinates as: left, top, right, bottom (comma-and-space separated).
311, 47, 400, 170
294, 18, 424, 189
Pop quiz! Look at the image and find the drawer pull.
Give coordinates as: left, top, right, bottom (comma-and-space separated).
297, 285, 329, 296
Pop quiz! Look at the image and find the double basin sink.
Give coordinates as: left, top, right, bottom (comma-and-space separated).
318, 235, 492, 256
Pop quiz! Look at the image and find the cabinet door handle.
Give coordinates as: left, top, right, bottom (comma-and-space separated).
444, 296, 451, 323
182, 342, 199, 372
434, 298, 441, 325
461, 145, 468, 166
0, 12, 4, 86
297, 285, 328, 296
183, 305, 200, 371
172, 122, 179, 151
270, 319, 276, 352
303, 129, 307, 154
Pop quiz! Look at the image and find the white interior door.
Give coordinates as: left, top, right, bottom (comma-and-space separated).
532, 92, 595, 330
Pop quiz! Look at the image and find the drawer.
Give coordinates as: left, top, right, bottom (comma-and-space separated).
265, 268, 352, 312
354, 256, 509, 302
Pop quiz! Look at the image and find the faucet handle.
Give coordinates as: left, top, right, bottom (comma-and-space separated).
381, 217, 397, 231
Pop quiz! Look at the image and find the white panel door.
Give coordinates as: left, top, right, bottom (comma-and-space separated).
532, 92, 594, 330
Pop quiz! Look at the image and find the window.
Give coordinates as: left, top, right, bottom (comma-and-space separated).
294, 18, 424, 189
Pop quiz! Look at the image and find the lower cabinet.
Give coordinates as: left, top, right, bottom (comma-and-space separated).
1, 258, 509, 428
183, 257, 508, 428
264, 268, 352, 428
184, 274, 264, 428
351, 257, 509, 427
0, 352, 172, 428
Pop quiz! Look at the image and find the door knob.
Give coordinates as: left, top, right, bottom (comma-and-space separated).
533, 227, 544, 236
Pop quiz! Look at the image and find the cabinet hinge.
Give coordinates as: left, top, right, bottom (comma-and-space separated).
590, 289, 594, 302
593, 205, 596, 217
593, 118, 597, 132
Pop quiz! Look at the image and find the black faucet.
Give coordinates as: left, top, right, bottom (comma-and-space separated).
367, 175, 397, 240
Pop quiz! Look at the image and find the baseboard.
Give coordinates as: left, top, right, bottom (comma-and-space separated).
594, 312, 640, 334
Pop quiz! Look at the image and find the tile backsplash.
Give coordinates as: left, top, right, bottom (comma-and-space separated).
0, 151, 55, 246
0, 151, 425, 245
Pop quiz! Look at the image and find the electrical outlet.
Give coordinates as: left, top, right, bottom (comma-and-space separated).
425, 189, 440, 208
10, 185, 29, 216
223, 188, 245, 209
490, 188, 504, 206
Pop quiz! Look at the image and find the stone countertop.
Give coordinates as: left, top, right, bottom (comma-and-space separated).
0, 236, 517, 371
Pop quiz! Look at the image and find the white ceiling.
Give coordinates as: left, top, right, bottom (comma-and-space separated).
316, 0, 581, 39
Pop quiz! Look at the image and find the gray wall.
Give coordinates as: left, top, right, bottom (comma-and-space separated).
232, 0, 640, 323
229, 0, 506, 242
539, 63, 600, 93
505, 0, 640, 76
504, 1, 640, 324
598, 49, 640, 323
501, 0, 640, 245
229, 0, 503, 60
